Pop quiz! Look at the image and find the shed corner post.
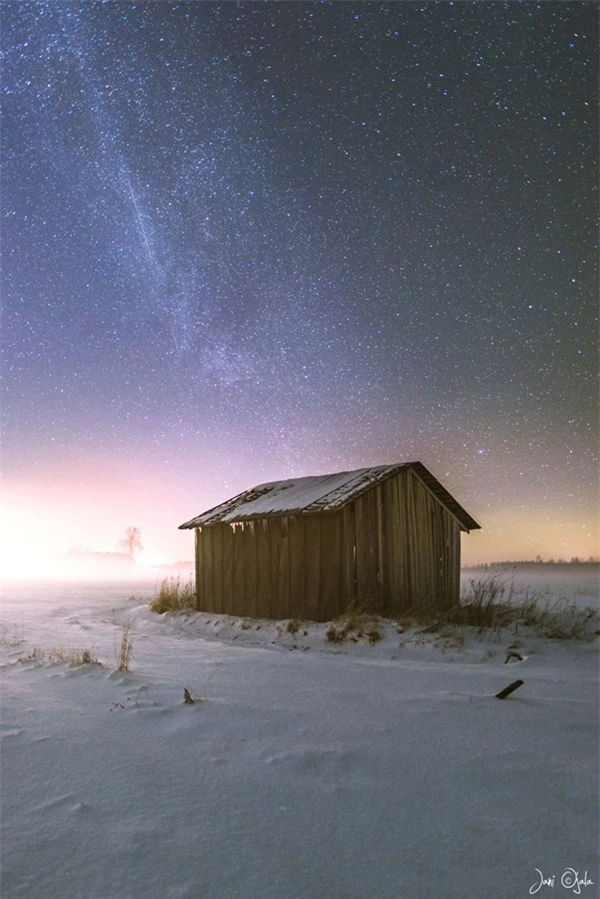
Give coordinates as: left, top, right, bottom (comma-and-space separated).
195, 527, 202, 612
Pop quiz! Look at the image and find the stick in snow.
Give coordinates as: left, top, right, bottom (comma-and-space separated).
495, 679, 524, 699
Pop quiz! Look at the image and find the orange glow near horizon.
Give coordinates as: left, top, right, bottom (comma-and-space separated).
462, 508, 599, 566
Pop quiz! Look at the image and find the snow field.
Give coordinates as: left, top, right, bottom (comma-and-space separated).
1, 577, 598, 899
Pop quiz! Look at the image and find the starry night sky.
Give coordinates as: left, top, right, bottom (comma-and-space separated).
2, 1, 598, 567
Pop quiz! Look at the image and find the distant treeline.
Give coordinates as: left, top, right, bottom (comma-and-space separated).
465, 557, 599, 569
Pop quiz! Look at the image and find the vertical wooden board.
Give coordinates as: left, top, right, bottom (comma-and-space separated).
406, 471, 421, 609
375, 485, 386, 612
434, 498, 443, 609
419, 477, 433, 610
288, 516, 305, 620
356, 494, 369, 600
232, 524, 246, 617
437, 507, 445, 609
426, 492, 437, 612
365, 488, 380, 600
341, 504, 356, 609
384, 476, 397, 612
443, 509, 455, 612
441, 513, 451, 610
195, 528, 203, 611
198, 527, 210, 612
256, 519, 271, 619
201, 528, 214, 613
221, 524, 234, 615
430, 503, 441, 610
358, 493, 370, 598
363, 490, 376, 597
397, 471, 412, 612
211, 525, 223, 614
303, 516, 320, 621
415, 478, 441, 612
441, 514, 448, 607
452, 520, 461, 606
394, 473, 408, 612
415, 484, 428, 611
268, 519, 281, 620
354, 495, 366, 598
319, 513, 341, 620
277, 517, 291, 620
244, 523, 258, 619
381, 479, 392, 606
382, 477, 399, 613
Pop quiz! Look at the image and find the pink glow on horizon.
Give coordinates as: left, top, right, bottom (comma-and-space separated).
2, 468, 598, 578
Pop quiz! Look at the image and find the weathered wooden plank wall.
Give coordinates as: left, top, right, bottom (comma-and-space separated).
310, 519, 323, 618
288, 518, 304, 619
399, 469, 461, 612
256, 520, 271, 618
269, 518, 283, 619
340, 505, 355, 610
320, 513, 342, 618
381, 475, 401, 610
221, 523, 233, 615
194, 471, 463, 619
231, 523, 246, 617
277, 518, 290, 619
212, 525, 222, 614
195, 528, 203, 611
245, 522, 258, 619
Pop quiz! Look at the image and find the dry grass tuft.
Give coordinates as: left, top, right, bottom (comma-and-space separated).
366, 625, 382, 644
0, 620, 26, 647
115, 624, 134, 672
20, 645, 99, 666
286, 618, 301, 634
48, 647, 99, 666
451, 576, 599, 639
149, 577, 196, 614
325, 625, 345, 643
326, 596, 384, 645
19, 646, 46, 665
395, 575, 599, 640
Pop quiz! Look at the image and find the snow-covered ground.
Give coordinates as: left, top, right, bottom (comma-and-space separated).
1, 574, 598, 899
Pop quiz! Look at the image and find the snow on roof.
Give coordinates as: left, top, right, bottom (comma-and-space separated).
179, 462, 480, 531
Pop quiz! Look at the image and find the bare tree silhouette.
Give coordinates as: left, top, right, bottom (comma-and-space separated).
119, 527, 143, 558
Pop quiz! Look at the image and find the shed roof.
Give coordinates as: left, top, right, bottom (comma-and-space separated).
179, 462, 480, 532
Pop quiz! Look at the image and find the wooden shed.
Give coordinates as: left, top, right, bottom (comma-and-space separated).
179, 462, 480, 621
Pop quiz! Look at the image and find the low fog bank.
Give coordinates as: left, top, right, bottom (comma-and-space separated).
2, 560, 194, 584
3, 563, 596, 615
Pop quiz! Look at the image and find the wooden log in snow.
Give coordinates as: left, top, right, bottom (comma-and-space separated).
495, 679, 524, 699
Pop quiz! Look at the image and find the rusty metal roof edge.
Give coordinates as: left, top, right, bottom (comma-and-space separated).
178, 462, 480, 531
302, 463, 411, 512
177, 466, 403, 528
178, 487, 251, 529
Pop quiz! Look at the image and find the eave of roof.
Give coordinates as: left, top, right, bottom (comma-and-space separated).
179, 462, 480, 532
